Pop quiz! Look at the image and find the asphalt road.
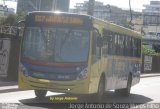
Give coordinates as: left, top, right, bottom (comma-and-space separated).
0, 76, 160, 109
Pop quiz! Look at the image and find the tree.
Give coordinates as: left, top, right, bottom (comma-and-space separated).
0, 16, 6, 25
142, 45, 156, 56
0, 12, 27, 26
0, 14, 17, 26
4, 14, 17, 26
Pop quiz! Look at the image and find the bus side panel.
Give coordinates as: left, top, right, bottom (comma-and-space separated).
131, 60, 141, 86
104, 56, 141, 90
105, 56, 117, 90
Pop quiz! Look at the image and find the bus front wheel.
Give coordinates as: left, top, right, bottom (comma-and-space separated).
34, 90, 47, 99
97, 76, 105, 101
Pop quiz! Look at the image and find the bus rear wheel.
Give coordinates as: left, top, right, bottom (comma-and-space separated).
115, 75, 132, 96
34, 90, 47, 99
123, 75, 132, 96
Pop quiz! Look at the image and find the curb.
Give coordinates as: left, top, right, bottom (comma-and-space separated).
0, 85, 22, 93
0, 88, 21, 93
140, 74, 160, 78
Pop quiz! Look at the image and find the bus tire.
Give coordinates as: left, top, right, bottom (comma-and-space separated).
115, 74, 132, 96
123, 74, 132, 96
97, 76, 105, 101
34, 90, 47, 99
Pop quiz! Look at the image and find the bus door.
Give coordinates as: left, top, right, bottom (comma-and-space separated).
89, 29, 102, 93
107, 32, 117, 89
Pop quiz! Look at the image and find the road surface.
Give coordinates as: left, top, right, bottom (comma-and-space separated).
0, 76, 160, 109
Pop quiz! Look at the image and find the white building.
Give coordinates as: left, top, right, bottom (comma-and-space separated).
143, 1, 160, 25
70, 1, 130, 25
0, 4, 14, 16
0, 0, 15, 17
17, 0, 70, 13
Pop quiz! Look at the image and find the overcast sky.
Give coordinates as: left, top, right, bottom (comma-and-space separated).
0, 0, 158, 12
70, 0, 156, 11
0, 1, 17, 8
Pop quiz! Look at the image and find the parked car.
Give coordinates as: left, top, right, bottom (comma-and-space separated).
144, 32, 160, 40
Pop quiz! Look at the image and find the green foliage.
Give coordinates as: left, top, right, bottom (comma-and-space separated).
142, 45, 157, 56
0, 12, 27, 26
0, 17, 6, 25
5, 14, 17, 25
0, 14, 17, 26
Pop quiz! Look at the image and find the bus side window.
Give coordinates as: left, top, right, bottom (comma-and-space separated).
92, 32, 97, 55
138, 40, 141, 57
0, 40, 3, 50
102, 29, 109, 55
92, 30, 101, 63
107, 32, 113, 55
111, 33, 116, 55
120, 35, 125, 56
125, 36, 132, 56
115, 33, 119, 55
136, 39, 141, 57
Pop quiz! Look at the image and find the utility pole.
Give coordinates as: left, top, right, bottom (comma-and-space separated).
52, 0, 57, 11
87, 0, 95, 16
3, 0, 5, 5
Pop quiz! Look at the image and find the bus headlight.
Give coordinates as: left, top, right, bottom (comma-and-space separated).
76, 67, 88, 80
19, 63, 29, 77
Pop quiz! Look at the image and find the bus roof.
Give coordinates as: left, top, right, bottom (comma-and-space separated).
93, 17, 141, 38
27, 11, 141, 38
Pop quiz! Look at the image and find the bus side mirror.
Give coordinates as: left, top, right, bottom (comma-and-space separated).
97, 37, 103, 48
16, 20, 25, 37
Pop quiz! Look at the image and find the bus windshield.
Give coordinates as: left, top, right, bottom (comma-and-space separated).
22, 27, 90, 63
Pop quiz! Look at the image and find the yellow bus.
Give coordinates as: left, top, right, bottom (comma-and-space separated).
18, 11, 142, 100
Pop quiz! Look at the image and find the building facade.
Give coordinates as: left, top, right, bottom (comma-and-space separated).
70, 1, 130, 26
143, 1, 160, 25
0, 4, 15, 16
17, 0, 70, 13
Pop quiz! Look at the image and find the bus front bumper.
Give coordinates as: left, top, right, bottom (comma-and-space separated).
18, 73, 90, 94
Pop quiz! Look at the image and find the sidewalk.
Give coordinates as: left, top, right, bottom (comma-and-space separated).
0, 73, 160, 93
0, 76, 20, 93
0, 79, 19, 93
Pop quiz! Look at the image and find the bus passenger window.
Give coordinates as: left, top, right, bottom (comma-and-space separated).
0, 40, 3, 50
111, 33, 116, 55
115, 34, 118, 55
92, 33, 96, 55
138, 40, 141, 57
132, 38, 137, 57
125, 36, 132, 56
92, 31, 101, 63
136, 39, 141, 57
120, 35, 124, 56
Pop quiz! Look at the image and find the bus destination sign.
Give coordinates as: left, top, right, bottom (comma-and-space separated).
35, 15, 83, 25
